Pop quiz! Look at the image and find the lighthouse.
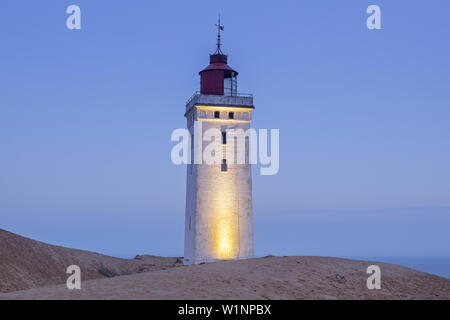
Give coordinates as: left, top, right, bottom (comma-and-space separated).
183, 19, 255, 265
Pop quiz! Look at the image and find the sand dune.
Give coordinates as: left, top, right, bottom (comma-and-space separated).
0, 229, 182, 293
1, 229, 449, 300
2, 256, 450, 300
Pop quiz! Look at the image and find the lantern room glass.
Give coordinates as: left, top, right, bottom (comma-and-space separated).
224, 71, 237, 96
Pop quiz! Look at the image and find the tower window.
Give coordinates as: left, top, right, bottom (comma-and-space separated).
229, 112, 234, 119
214, 111, 220, 119
222, 132, 227, 145
221, 159, 228, 172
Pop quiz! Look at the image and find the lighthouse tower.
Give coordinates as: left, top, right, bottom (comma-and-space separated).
183, 20, 255, 265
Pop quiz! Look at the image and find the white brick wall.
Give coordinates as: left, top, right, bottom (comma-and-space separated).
184, 103, 254, 265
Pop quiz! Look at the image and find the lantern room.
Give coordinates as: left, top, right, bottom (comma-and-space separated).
199, 53, 238, 96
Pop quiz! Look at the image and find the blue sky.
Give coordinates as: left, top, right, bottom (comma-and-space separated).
1, 0, 449, 258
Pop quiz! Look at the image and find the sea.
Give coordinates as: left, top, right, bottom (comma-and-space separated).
351, 256, 450, 279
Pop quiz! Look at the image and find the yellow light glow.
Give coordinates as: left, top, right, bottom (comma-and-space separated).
194, 105, 253, 123
214, 217, 238, 260
198, 118, 250, 123
195, 104, 248, 261
195, 105, 254, 112
207, 169, 239, 260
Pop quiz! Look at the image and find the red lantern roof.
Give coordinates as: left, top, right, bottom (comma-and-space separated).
199, 54, 238, 75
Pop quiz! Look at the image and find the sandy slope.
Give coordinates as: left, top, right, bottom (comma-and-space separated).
0, 229, 182, 293
1, 255, 449, 300
1, 229, 449, 299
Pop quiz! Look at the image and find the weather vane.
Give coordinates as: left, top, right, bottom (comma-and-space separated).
215, 14, 224, 54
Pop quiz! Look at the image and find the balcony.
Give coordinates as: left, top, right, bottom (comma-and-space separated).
186, 92, 254, 112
